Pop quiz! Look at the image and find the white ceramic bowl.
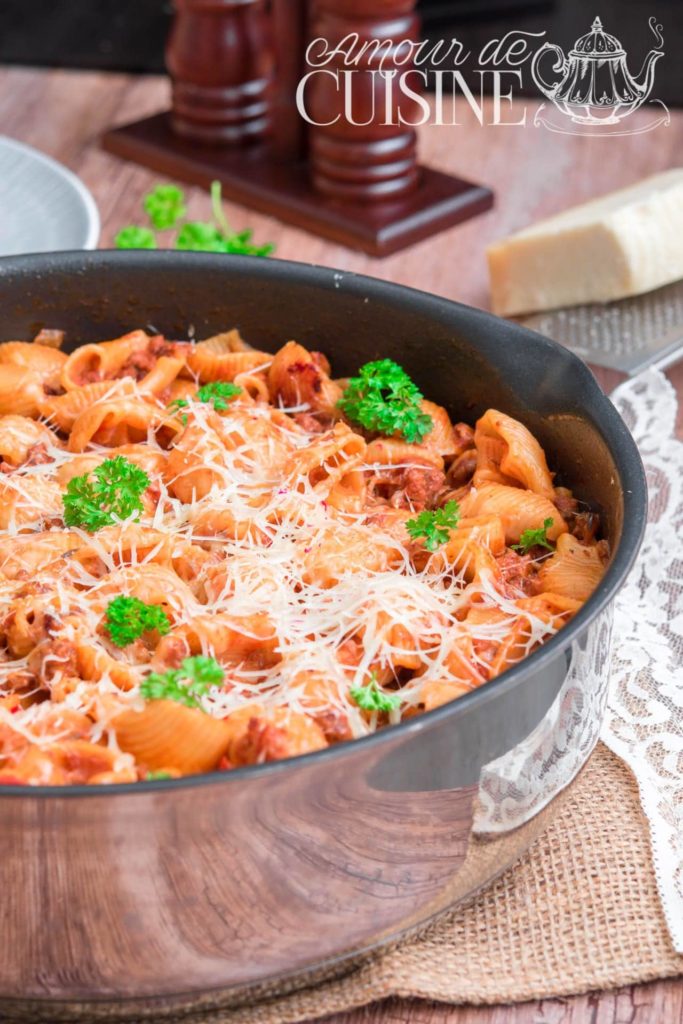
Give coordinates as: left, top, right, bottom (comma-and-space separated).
0, 136, 99, 256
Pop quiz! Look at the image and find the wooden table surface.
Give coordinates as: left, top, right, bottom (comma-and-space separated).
0, 64, 681, 1024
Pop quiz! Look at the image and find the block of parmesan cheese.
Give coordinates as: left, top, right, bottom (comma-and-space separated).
487, 169, 683, 317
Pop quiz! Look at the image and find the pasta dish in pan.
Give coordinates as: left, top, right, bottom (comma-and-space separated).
0, 328, 608, 785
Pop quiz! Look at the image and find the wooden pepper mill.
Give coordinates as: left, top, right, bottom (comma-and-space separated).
103, 0, 493, 255
166, 0, 273, 145
307, 0, 421, 203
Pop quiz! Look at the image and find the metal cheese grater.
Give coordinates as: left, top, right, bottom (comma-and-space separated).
520, 278, 683, 376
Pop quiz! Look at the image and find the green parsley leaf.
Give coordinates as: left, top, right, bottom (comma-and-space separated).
176, 221, 228, 253
167, 397, 189, 426
167, 397, 189, 412
105, 595, 170, 648
143, 184, 186, 230
511, 517, 555, 555
350, 676, 402, 713
146, 770, 173, 781
115, 226, 157, 250
338, 359, 433, 443
405, 500, 461, 552
196, 380, 242, 411
62, 455, 150, 532
115, 180, 274, 256
140, 656, 224, 710
209, 180, 275, 257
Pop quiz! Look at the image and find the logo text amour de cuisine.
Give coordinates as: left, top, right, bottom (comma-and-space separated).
295, 16, 668, 135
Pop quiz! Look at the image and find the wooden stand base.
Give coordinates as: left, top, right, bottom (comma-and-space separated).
102, 113, 493, 257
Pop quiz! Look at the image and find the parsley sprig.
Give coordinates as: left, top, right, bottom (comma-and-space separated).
350, 675, 402, 713
140, 656, 224, 710
511, 517, 555, 555
114, 225, 156, 249
144, 184, 186, 230
196, 381, 242, 410
338, 360, 433, 443
406, 500, 461, 552
105, 595, 170, 648
62, 456, 150, 532
167, 397, 189, 418
167, 381, 242, 422
115, 181, 274, 257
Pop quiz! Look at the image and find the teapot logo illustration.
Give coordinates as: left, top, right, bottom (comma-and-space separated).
531, 16, 668, 134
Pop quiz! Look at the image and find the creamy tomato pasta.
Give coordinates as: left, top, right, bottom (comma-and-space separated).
0, 328, 608, 785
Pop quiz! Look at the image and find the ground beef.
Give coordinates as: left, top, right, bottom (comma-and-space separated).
79, 368, 102, 384
388, 466, 446, 511
447, 449, 477, 488
554, 490, 578, 520
497, 550, 541, 597
368, 463, 445, 511
572, 511, 601, 544
293, 411, 327, 434
452, 422, 475, 456
22, 443, 52, 467
37, 639, 79, 683
286, 360, 323, 395
153, 635, 190, 670
149, 335, 190, 358
232, 718, 291, 764
115, 350, 157, 381
312, 708, 352, 743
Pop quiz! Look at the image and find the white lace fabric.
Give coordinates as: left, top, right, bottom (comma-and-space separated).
604, 368, 683, 952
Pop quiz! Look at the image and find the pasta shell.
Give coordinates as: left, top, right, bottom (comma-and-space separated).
51, 740, 120, 783
68, 400, 183, 452
55, 444, 166, 487
433, 516, 507, 579
365, 437, 443, 472
2, 594, 53, 657
0, 365, 44, 417
71, 526, 172, 577
164, 422, 228, 502
298, 525, 403, 587
268, 341, 341, 413
92, 564, 193, 616
475, 409, 556, 499
177, 612, 278, 660
0, 415, 61, 466
137, 356, 185, 397
420, 679, 473, 710
0, 341, 66, 390
537, 534, 607, 601
222, 706, 328, 766
187, 347, 271, 382
0, 477, 63, 531
197, 329, 250, 354
285, 422, 366, 493
233, 370, 268, 403
114, 701, 233, 774
460, 483, 567, 544
39, 379, 136, 432
326, 468, 367, 513
61, 331, 150, 389
76, 643, 139, 692
516, 592, 582, 623
167, 379, 198, 404
420, 401, 458, 459
0, 531, 83, 579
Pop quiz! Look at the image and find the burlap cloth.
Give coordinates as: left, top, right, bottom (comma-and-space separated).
156, 743, 682, 1024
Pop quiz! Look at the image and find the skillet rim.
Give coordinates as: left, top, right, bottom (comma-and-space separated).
0, 250, 648, 798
